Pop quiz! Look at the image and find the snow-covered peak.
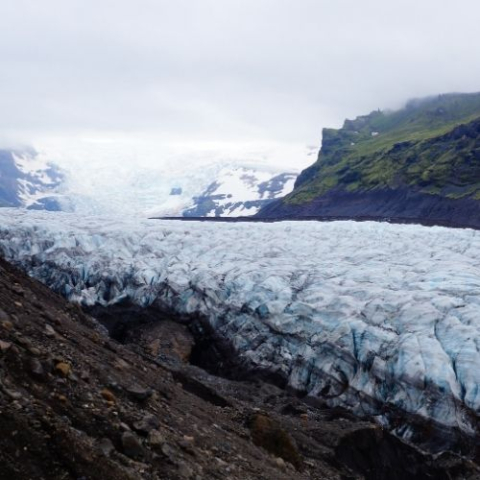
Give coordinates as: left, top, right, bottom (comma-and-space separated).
182, 165, 297, 217
30, 138, 308, 217
47, 160, 296, 218
0, 149, 64, 209
0, 139, 308, 216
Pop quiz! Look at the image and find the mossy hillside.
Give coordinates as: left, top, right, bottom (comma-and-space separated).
288, 93, 480, 204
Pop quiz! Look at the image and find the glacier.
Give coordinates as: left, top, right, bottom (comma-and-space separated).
32, 138, 306, 217
2, 209, 480, 448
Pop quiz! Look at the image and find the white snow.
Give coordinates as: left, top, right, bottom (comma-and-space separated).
189, 165, 297, 217
278, 176, 296, 198
13, 152, 54, 176
29, 160, 296, 217
12, 152, 63, 207
213, 168, 272, 202
1, 209, 480, 435
32, 138, 306, 217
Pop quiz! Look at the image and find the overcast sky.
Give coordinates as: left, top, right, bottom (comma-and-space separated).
1, 0, 480, 163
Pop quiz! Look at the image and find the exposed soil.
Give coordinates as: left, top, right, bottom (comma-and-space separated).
0, 256, 479, 479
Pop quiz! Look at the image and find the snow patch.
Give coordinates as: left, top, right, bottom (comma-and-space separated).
9, 151, 64, 208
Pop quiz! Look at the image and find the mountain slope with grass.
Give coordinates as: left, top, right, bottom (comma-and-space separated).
258, 92, 480, 227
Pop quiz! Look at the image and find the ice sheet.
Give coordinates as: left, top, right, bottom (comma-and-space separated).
1, 209, 480, 434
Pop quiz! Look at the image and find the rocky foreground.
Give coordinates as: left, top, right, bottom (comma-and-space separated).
1, 257, 479, 479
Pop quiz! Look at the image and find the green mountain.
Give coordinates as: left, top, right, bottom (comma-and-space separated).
258, 92, 480, 227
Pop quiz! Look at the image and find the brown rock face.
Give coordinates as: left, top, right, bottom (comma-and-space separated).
249, 413, 303, 471
54, 362, 71, 377
100, 388, 116, 403
121, 431, 144, 459
86, 304, 195, 363
142, 320, 194, 362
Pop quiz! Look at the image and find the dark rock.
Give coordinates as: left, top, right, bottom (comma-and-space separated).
171, 370, 232, 408
27, 346, 42, 356
177, 462, 194, 478
147, 429, 165, 448
121, 431, 144, 459
12, 285, 24, 296
248, 413, 303, 470
160, 442, 175, 459
126, 384, 153, 401
1, 319, 13, 330
28, 358, 46, 381
0, 339, 12, 352
334, 426, 478, 480
4, 388, 22, 400
178, 435, 195, 454
97, 438, 115, 457
132, 413, 160, 435
17, 336, 33, 348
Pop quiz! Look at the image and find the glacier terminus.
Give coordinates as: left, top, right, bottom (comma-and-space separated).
2, 209, 480, 452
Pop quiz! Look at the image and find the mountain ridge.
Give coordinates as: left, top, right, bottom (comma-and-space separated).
0, 151, 297, 217
0, 149, 64, 210
182, 168, 296, 217
258, 92, 480, 225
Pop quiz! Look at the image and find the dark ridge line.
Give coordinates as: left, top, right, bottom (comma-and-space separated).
149, 215, 480, 231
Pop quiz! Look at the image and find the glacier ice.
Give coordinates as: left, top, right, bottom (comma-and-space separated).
2, 209, 480, 439
34, 138, 303, 217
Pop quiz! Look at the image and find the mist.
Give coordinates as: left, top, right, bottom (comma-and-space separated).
1, 0, 480, 166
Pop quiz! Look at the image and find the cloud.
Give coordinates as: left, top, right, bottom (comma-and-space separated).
1, 0, 480, 149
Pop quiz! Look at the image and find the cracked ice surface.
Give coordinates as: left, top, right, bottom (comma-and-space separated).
1, 209, 480, 434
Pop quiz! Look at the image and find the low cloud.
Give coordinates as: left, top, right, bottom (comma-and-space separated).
1, 0, 480, 151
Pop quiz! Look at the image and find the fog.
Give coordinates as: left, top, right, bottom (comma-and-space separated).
1, 0, 480, 167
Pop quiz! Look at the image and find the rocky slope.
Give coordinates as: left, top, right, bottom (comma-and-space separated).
258, 93, 480, 227
3, 254, 478, 478
0, 148, 64, 210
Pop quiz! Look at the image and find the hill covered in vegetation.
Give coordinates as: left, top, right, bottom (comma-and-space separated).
258, 93, 480, 227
